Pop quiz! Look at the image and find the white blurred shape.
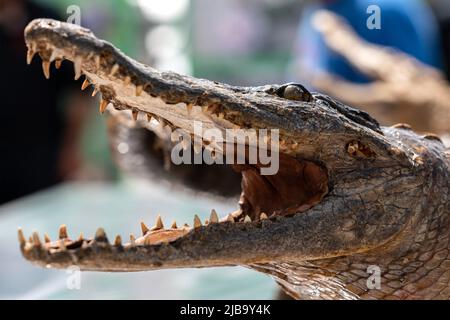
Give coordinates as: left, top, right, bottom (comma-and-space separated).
137, 0, 189, 22
157, 53, 192, 74
145, 25, 184, 59
117, 142, 129, 154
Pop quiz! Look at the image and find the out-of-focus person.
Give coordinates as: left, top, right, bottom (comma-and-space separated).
0, 0, 90, 204
291, 0, 443, 84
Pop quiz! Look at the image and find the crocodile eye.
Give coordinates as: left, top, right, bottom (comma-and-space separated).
282, 85, 312, 102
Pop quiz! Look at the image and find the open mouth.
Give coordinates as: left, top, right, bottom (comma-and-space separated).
234, 156, 328, 220
20, 152, 328, 253
19, 21, 329, 261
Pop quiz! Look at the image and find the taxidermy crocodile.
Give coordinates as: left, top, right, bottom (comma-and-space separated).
18, 19, 450, 300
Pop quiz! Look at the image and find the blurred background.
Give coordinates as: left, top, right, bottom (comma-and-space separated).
0, 0, 449, 299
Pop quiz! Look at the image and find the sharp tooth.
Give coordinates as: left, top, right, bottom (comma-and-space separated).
92, 87, 99, 97
135, 85, 143, 96
77, 232, 83, 241
73, 57, 82, 80
95, 228, 107, 241
42, 61, 51, 79
140, 221, 150, 235
124, 76, 131, 85
95, 55, 101, 69
244, 215, 252, 223
59, 239, 66, 251
210, 209, 219, 223
26, 49, 35, 65
99, 99, 108, 114
186, 103, 193, 115
55, 59, 62, 69
130, 233, 136, 245
58, 225, 68, 239
171, 221, 178, 229
156, 215, 164, 229
32, 232, 42, 247
132, 110, 139, 121
151, 214, 164, 231
146, 114, 152, 122
114, 235, 122, 246
260, 212, 268, 220
110, 64, 119, 76
44, 233, 51, 243
18, 228, 26, 245
81, 78, 90, 90
193, 215, 202, 228
226, 214, 235, 223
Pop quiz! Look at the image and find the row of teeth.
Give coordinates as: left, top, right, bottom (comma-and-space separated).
27, 45, 298, 152
18, 210, 270, 251
28, 45, 227, 121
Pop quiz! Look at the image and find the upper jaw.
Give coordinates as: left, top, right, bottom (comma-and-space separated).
24, 19, 395, 164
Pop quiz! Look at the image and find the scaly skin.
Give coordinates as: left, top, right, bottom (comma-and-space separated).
19, 19, 450, 300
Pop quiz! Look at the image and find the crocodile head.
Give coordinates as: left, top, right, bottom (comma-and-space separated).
19, 19, 450, 299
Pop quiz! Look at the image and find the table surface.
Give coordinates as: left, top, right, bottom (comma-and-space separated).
0, 179, 276, 299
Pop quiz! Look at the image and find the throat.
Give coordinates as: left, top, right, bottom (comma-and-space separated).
233, 153, 328, 220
